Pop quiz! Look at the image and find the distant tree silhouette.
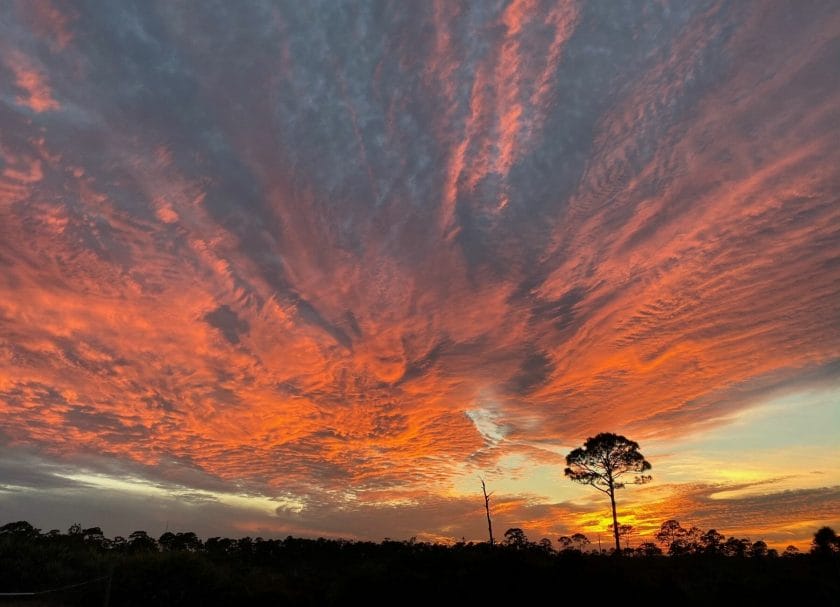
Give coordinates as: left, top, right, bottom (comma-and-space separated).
722, 536, 752, 558
670, 526, 703, 555
128, 530, 158, 553
480, 478, 495, 546
635, 542, 663, 556
538, 537, 553, 553
558, 534, 590, 552
160, 530, 203, 551
812, 526, 839, 555
0, 521, 40, 539
750, 540, 768, 558
782, 545, 800, 557
700, 529, 725, 555
503, 527, 528, 549
571, 533, 590, 552
565, 433, 651, 552
111, 535, 127, 551
159, 531, 177, 550
654, 520, 703, 554
181, 531, 202, 551
655, 520, 685, 551
557, 535, 574, 551
83, 526, 105, 546
608, 523, 634, 549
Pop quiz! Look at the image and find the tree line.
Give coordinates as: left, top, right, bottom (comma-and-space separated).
497, 520, 839, 558
0, 518, 838, 605
2, 519, 837, 558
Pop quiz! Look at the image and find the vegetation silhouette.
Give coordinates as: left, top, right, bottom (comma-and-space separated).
608, 523, 634, 549
812, 526, 839, 555
502, 527, 528, 549
564, 432, 651, 552
1, 519, 838, 605
1, 435, 836, 604
557, 532, 590, 553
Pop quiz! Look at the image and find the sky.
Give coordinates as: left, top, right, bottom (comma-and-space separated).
0, 0, 838, 550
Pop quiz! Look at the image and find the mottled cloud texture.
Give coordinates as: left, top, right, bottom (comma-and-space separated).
1, 1, 838, 546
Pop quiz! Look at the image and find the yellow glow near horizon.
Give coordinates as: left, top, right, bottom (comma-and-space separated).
55, 473, 305, 516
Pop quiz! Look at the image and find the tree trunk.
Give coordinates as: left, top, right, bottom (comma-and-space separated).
485, 499, 494, 547
609, 487, 620, 553
481, 480, 494, 546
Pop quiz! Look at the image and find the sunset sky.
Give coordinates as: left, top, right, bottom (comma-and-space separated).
1, 1, 838, 550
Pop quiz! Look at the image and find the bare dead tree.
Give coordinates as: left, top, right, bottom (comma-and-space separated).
480, 478, 495, 547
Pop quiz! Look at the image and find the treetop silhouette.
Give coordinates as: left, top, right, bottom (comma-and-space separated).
565, 432, 651, 553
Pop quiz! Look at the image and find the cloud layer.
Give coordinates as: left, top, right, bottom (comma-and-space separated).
1, 0, 838, 544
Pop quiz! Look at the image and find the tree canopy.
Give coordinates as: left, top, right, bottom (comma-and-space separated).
565, 433, 651, 552
564, 433, 652, 492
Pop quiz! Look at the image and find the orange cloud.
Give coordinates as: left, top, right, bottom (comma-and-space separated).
16, 0, 75, 52
435, 0, 579, 231
4, 51, 59, 112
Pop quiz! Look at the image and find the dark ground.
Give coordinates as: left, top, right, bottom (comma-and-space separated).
2, 530, 839, 606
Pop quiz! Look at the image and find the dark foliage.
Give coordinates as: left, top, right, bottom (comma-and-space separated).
812, 526, 840, 555
0, 520, 838, 605
565, 433, 651, 552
